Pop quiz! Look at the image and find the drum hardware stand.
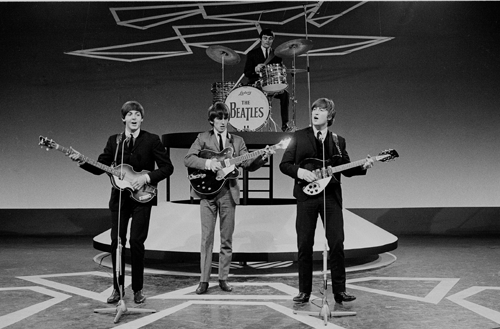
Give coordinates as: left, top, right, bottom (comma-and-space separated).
206, 45, 241, 103
94, 136, 156, 323
288, 55, 300, 132
263, 93, 279, 132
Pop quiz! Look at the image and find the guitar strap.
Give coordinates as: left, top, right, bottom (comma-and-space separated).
112, 133, 123, 166
331, 132, 342, 156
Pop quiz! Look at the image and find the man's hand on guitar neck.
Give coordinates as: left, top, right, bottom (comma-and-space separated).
362, 155, 374, 170
67, 147, 85, 165
261, 145, 276, 161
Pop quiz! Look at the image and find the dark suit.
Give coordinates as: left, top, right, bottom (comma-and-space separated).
184, 130, 266, 282
80, 130, 173, 292
279, 127, 366, 294
244, 46, 289, 128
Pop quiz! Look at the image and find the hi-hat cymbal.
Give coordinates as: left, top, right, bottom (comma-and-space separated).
275, 39, 313, 58
206, 45, 240, 65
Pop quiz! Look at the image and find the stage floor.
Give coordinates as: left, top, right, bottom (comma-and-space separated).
1, 235, 500, 329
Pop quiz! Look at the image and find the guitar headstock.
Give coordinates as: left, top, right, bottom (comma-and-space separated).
275, 138, 291, 150
39, 136, 57, 150
376, 149, 399, 162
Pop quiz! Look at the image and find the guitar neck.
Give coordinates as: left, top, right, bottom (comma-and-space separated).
54, 144, 121, 178
227, 146, 273, 166
329, 158, 365, 174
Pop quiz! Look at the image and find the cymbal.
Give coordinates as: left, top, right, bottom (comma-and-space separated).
206, 45, 240, 65
288, 68, 307, 74
275, 39, 313, 58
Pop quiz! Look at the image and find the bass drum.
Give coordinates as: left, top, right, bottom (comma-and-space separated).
225, 86, 270, 132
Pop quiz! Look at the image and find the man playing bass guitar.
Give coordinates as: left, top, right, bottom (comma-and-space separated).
68, 101, 173, 305
279, 97, 373, 305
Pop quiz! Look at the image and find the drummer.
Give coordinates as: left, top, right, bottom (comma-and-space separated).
244, 28, 290, 132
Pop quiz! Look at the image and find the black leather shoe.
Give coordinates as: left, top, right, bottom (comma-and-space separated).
196, 282, 209, 295
219, 280, 233, 292
107, 289, 121, 304
134, 290, 146, 304
293, 292, 310, 303
334, 291, 356, 304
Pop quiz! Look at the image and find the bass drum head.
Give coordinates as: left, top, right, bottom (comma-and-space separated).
225, 86, 270, 132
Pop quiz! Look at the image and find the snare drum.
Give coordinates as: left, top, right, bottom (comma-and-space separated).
260, 64, 287, 94
211, 81, 240, 103
225, 86, 270, 131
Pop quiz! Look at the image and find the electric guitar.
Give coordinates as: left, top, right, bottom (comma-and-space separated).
301, 149, 399, 196
188, 138, 291, 195
39, 136, 157, 203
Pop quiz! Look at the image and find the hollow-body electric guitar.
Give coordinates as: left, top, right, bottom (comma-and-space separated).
39, 136, 157, 203
188, 138, 291, 195
301, 149, 399, 196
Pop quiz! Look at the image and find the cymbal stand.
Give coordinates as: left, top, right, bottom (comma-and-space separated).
262, 92, 279, 132
288, 54, 298, 131
94, 137, 155, 323
304, 6, 312, 127
221, 55, 226, 102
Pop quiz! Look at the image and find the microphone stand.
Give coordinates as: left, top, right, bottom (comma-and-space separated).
294, 133, 356, 325
94, 135, 156, 323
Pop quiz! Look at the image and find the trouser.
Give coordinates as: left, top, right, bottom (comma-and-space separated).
110, 202, 152, 293
296, 194, 346, 294
199, 185, 236, 282
272, 90, 289, 127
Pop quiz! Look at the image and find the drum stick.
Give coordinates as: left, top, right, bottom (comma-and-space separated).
264, 52, 275, 65
229, 73, 245, 93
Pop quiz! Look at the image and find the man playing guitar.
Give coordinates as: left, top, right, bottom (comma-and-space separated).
68, 101, 173, 305
279, 97, 373, 305
184, 102, 274, 295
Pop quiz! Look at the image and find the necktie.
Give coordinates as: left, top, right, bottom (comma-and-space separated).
316, 131, 322, 142
265, 48, 269, 59
218, 133, 223, 150
128, 135, 134, 153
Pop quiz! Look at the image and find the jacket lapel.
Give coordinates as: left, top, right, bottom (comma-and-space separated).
306, 127, 317, 154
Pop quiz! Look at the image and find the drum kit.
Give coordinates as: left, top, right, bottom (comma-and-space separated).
206, 38, 313, 132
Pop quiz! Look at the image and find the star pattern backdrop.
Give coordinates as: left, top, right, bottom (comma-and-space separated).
1, 1, 499, 209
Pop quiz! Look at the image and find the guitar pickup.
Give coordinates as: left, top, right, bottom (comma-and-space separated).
188, 173, 207, 180
139, 194, 152, 201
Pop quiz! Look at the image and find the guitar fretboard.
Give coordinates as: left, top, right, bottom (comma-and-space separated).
227, 148, 268, 166
53, 144, 123, 179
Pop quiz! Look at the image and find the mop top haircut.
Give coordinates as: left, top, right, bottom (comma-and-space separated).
121, 101, 144, 119
311, 98, 336, 127
208, 102, 230, 126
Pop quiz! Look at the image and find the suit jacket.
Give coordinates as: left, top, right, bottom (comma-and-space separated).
279, 127, 366, 204
244, 46, 284, 85
80, 130, 174, 210
184, 130, 266, 203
